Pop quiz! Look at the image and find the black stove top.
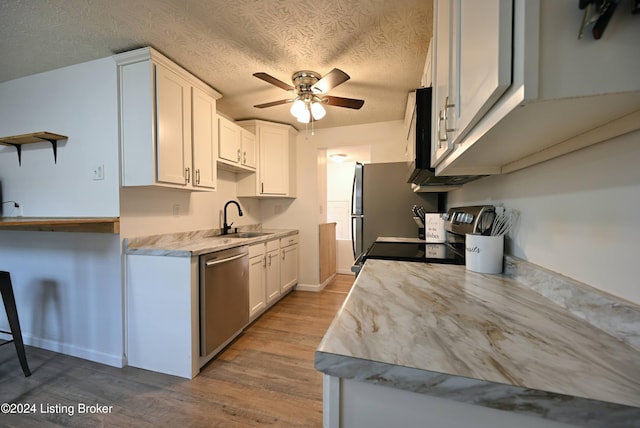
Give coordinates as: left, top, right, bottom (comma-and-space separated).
363, 241, 465, 265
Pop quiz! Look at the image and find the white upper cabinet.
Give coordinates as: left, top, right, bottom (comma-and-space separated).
218, 115, 256, 172
453, 0, 512, 145
431, 0, 454, 166
236, 120, 298, 198
114, 47, 222, 190
155, 65, 192, 185
192, 86, 218, 189
431, 0, 640, 176
241, 130, 257, 170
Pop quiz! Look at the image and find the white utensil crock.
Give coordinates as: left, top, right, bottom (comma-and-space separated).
465, 234, 504, 274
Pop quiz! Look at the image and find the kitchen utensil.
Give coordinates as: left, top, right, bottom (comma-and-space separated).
477, 210, 495, 235
490, 207, 516, 236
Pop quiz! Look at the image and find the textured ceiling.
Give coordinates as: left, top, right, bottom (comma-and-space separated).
0, 0, 432, 130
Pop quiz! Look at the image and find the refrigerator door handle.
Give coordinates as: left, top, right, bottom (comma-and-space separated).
351, 214, 363, 258
351, 216, 356, 258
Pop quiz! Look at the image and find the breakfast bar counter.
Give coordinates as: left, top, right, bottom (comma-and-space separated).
315, 258, 640, 427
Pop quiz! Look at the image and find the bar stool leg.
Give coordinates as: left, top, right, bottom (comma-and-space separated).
0, 272, 31, 377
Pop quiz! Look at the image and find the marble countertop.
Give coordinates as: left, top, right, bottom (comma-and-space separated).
125, 227, 298, 257
315, 259, 640, 427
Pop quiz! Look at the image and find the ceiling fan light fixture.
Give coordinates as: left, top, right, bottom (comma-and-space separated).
290, 98, 306, 117
311, 101, 326, 120
295, 106, 311, 123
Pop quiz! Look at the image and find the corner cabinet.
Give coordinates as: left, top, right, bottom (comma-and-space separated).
114, 47, 222, 190
236, 120, 298, 198
280, 235, 299, 292
431, 0, 640, 176
218, 115, 257, 172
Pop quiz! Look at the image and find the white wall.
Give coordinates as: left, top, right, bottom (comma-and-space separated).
0, 57, 119, 216
262, 121, 406, 286
448, 130, 640, 304
119, 170, 260, 238
0, 58, 124, 366
0, 231, 122, 366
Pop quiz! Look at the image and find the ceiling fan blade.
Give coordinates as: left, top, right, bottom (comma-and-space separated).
253, 72, 294, 91
312, 68, 350, 93
254, 99, 293, 108
322, 95, 365, 110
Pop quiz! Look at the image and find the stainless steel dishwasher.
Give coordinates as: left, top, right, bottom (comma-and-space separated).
200, 245, 249, 357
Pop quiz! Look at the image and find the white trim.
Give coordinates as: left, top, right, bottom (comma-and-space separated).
296, 273, 337, 292
21, 334, 124, 368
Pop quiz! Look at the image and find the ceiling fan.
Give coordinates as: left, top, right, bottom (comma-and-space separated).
253, 69, 365, 123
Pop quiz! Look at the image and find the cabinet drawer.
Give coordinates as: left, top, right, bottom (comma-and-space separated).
280, 235, 299, 248
266, 239, 280, 252
249, 243, 265, 258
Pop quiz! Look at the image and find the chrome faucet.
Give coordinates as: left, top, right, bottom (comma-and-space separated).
223, 200, 243, 235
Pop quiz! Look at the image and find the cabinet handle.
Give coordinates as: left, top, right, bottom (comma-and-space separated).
185, 167, 191, 183
282, 251, 285, 261
237, 148, 241, 162
268, 253, 272, 266
196, 169, 200, 184
243, 151, 246, 164
444, 96, 455, 133
261, 182, 264, 193
263, 256, 266, 268
437, 110, 447, 143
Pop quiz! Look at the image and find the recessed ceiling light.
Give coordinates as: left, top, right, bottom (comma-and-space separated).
329, 153, 348, 163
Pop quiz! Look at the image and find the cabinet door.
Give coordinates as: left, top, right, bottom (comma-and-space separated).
280, 244, 298, 292
155, 64, 191, 185
241, 130, 257, 169
259, 127, 288, 195
452, 0, 512, 144
192, 87, 218, 190
249, 255, 266, 318
218, 116, 242, 164
265, 249, 281, 303
431, 0, 455, 167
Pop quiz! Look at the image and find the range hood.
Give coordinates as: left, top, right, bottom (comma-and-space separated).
407, 88, 483, 187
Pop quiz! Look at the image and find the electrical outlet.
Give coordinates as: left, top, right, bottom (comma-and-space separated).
92, 164, 105, 181
172, 204, 181, 217
16, 202, 23, 217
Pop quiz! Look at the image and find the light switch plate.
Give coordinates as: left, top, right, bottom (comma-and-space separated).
92, 164, 105, 180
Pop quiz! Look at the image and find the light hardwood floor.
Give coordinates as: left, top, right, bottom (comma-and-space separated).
0, 274, 354, 427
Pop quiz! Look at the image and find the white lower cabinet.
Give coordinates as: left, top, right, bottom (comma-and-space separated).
280, 235, 299, 292
248, 244, 266, 319
248, 235, 299, 321
324, 375, 570, 428
265, 240, 281, 304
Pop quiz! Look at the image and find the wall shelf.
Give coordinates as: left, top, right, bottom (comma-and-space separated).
0, 217, 120, 234
0, 132, 68, 165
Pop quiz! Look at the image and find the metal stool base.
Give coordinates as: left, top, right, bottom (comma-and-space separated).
0, 271, 31, 377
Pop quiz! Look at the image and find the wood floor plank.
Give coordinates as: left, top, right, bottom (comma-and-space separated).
0, 274, 354, 427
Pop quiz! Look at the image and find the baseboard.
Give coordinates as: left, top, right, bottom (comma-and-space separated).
20, 334, 124, 368
296, 273, 336, 292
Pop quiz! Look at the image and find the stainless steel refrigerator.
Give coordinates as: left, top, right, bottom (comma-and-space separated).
351, 162, 443, 259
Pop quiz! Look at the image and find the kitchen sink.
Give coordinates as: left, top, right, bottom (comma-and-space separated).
225, 232, 273, 238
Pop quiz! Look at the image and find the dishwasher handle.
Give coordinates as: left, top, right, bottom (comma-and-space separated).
205, 252, 246, 267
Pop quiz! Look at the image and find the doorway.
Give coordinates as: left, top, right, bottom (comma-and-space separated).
326, 146, 371, 274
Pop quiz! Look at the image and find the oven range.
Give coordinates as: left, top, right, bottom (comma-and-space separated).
352, 205, 495, 274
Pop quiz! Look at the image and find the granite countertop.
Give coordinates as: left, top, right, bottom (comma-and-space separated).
315, 258, 640, 427
125, 227, 298, 257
